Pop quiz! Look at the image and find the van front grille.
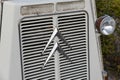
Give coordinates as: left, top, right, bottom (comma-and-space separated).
19, 11, 89, 80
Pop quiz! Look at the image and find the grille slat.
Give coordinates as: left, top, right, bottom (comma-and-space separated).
22, 37, 50, 44
61, 73, 87, 80
23, 49, 52, 57
24, 63, 54, 71
22, 27, 53, 33
62, 32, 86, 37
21, 17, 52, 23
24, 66, 54, 74
59, 23, 86, 29
22, 31, 52, 37
24, 64, 54, 72
24, 59, 54, 66
60, 59, 87, 66
59, 19, 86, 24
26, 75, 55, 80
60, 27, 85, 32
62, 51, 87, 56
23, 53, 53, 62
58, 13, 85, 19
60, 61, 87, 68
23, 51, 53, 61
22, 33, 51, 39
60, 55, 87, 62
59, 21, 85, 27
22, 45, 53, 52
22, 37, 50, 42
59, 18, 85, 23
21, 19, 53, 26
65, 35, 86, 40
21, 22, 53, 29
61, 69, 87, 76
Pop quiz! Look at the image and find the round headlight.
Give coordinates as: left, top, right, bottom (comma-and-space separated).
96, 15, 116, 35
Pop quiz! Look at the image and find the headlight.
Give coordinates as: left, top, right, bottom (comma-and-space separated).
96, 15, 116, 35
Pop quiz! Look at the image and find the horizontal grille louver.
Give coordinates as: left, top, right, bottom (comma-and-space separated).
58, 12, 89, 80
19, 17, 55, 80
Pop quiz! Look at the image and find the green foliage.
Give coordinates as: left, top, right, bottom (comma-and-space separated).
100, 35, 115, 55
96, 0, 120, 55
96, 0, 120, 78
96, 0, 120, 17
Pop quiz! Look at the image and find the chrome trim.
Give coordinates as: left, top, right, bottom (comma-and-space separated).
42, 27, 72, 69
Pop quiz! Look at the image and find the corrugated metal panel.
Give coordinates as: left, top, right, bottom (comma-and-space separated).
19, 16, 55, 80
58, 12, 89, 80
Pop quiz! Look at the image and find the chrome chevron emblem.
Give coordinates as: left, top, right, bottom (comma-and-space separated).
42, 27, 72, 69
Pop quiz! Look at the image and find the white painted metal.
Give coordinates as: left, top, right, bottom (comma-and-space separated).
91, 0, 104, 71
0, 0, 103, 80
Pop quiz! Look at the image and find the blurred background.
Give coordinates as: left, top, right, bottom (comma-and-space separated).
96, 0, 120, 79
